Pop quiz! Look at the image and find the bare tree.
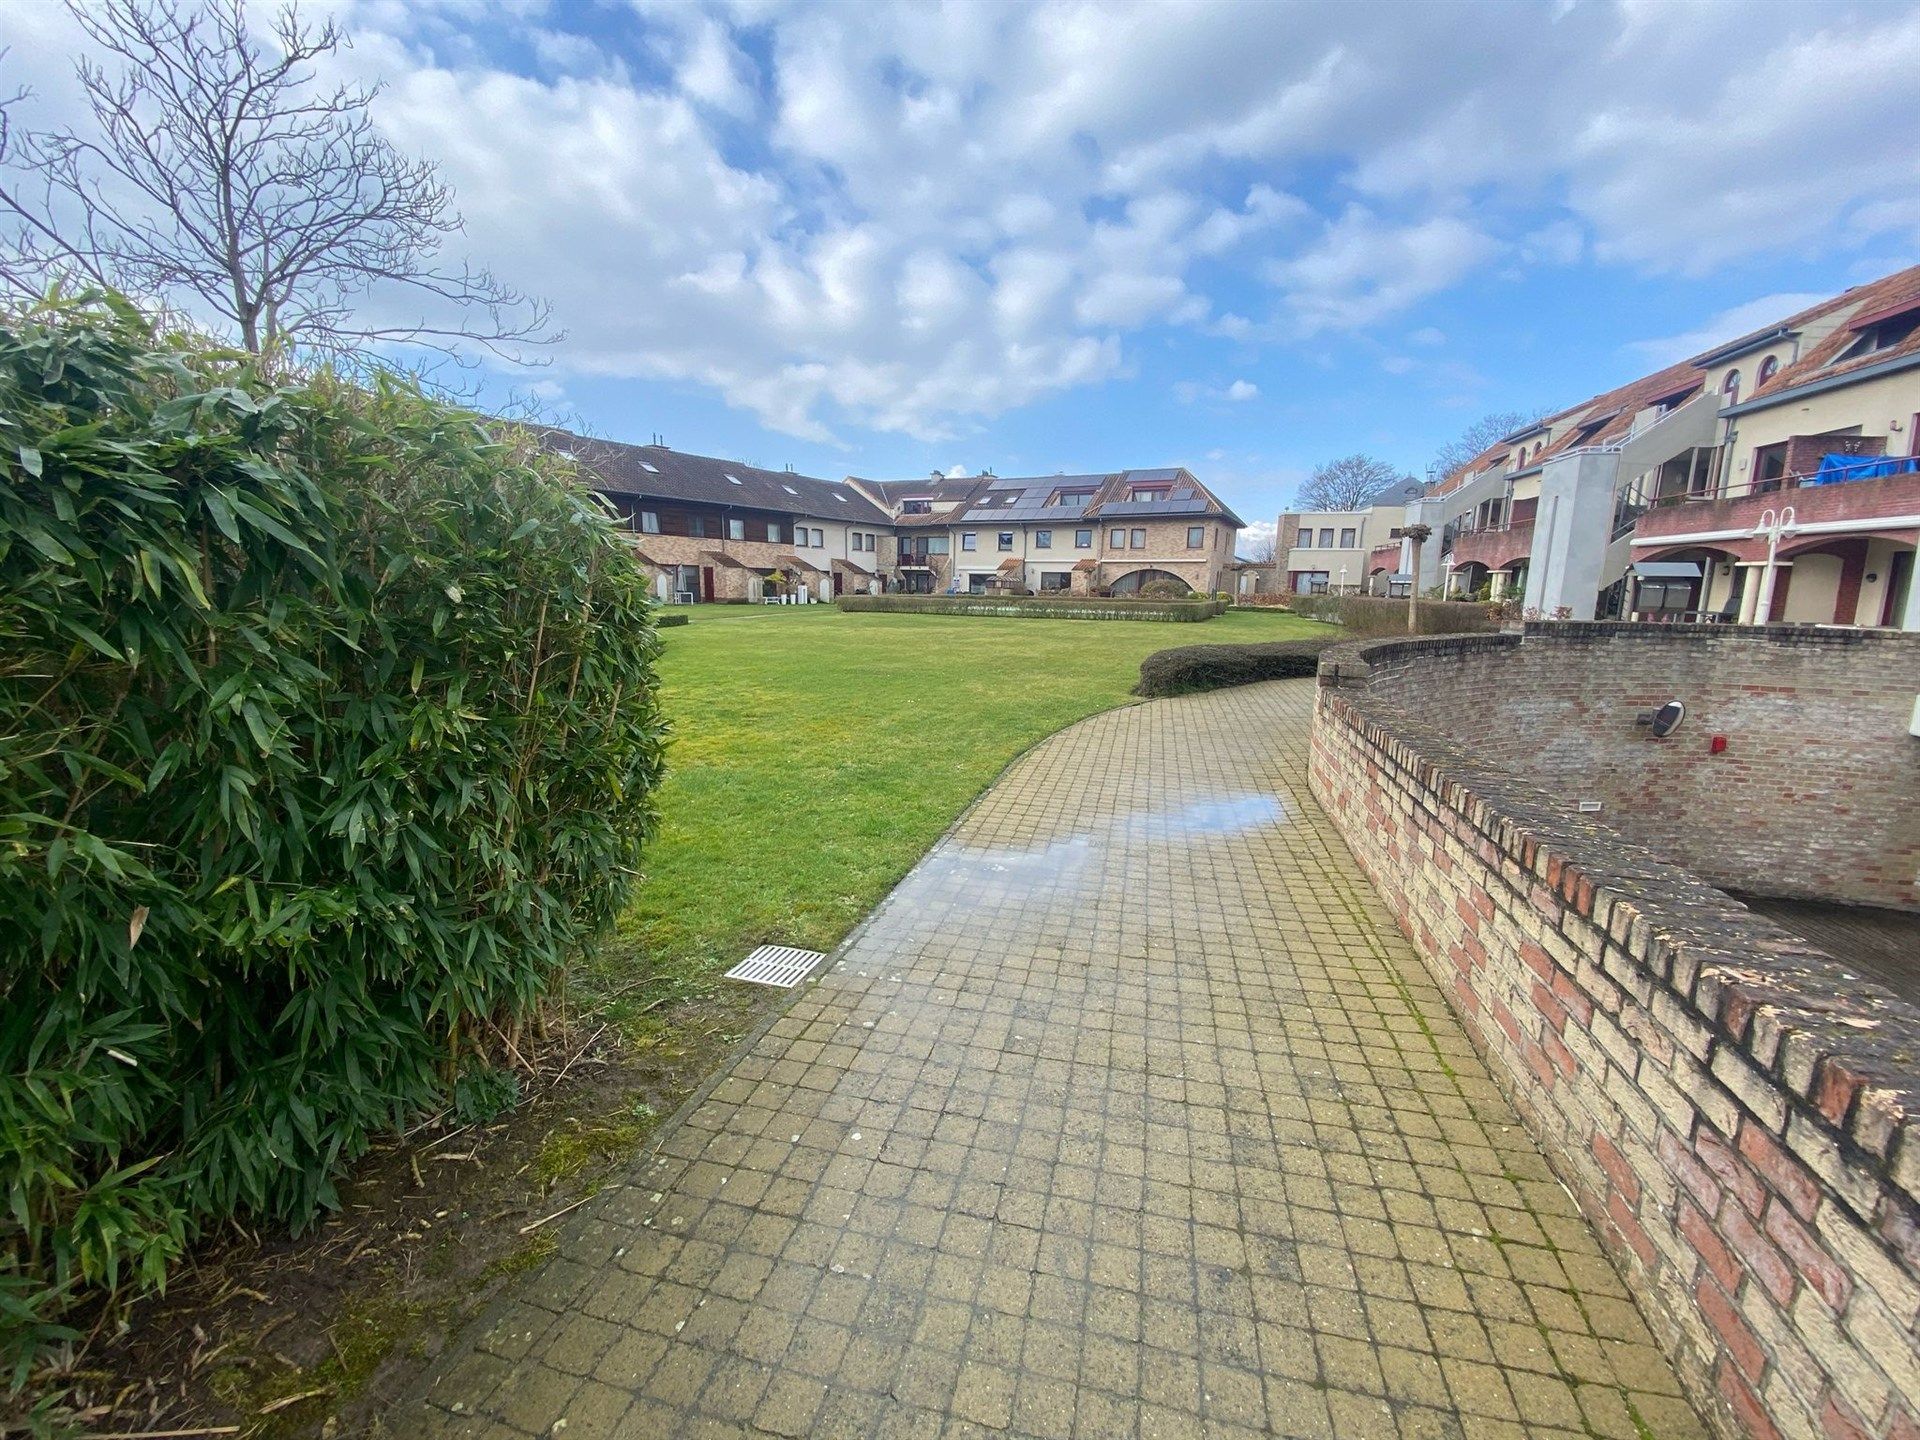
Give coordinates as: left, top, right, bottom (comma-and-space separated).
1430, 409, 1551, 485
0, 0, 553, 361
1296, 453, 1408, 512
1239, 529, 1276, 565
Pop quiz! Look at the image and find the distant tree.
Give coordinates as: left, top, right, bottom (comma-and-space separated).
0, 0, 553, 361
1239, 528, 1276, 565
1296, 453, 1407, 512
1430, 409, 1551, 484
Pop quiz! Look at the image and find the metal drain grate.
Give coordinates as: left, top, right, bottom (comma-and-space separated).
725, 944, 826, 989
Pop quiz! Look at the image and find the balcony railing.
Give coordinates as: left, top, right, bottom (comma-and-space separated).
1631, 454, 1920, 511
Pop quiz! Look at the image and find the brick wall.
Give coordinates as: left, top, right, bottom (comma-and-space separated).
1343, 622, 1919, 909
1310, 629, 1920, 1440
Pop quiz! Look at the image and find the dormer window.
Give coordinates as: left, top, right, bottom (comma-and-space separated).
1127, 485, 1171, 502
1052, 489, 1094, 507
1834, 302, 1920, 364
901, 498, 933, 514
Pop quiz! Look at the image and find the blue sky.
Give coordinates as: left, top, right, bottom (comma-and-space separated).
8, 0, 1918, 543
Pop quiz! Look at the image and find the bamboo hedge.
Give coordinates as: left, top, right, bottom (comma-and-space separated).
0, 295, 667, 1384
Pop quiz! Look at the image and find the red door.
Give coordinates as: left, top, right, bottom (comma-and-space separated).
833, 570, 844, 596
701, 566, 715, 602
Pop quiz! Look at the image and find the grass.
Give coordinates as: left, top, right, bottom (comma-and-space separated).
599, 605, 1329, 1005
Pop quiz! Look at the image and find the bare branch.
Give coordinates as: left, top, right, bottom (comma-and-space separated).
1296, 454, 1413, 512
0, 0, 557, 363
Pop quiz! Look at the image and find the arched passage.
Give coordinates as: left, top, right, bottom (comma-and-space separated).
1108, 568, 1187, 595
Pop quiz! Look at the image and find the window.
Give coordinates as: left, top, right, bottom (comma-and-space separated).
812, 527, 825, 546
1757, 355, 1779, 387
1053, 489, 1094, 507
1721, 369, 1741, 405
1075, 528, 1092, 549
997, 532, 1014, 551
1109, 527, 1126, 548
1340, 527, 1357, 548
640, 510, 661, 534
1296, 528, 1311, 549
1039, 571, 1071, 592
927, 536, 950, 555
1835, 305, 1920, 363
767, 521, 782, 543
1130, 528, 1147, 549
1319, 528, 1334, 547
638, 461, 660, 474
781, 483, 799, 496
1388, 527, 1404, 539
725, 473, 743, 486
1035, 529, 1052, 549
1187, 526, 1205, 549
902, 499, 932, 514
728, 518, 745, 540
961, 532, 978, 551
688, 516, 708, 538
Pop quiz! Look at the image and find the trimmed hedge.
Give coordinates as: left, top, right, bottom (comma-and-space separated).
1287, 593, 1500, 636
838, 595, 1227, 622
0, 295, 667, 1382
1133, 637, 1340, 697
657, 611, 691, 627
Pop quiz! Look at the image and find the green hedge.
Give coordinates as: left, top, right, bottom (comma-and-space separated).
1134, 637, 1340, 697
0, 296, 667, 1383
1286, 593, 1500, 636
657, 611, 690, 627
838, 595, 1226, 622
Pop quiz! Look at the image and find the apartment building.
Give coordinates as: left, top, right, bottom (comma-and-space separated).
848, 469, 1244, 597
540, 432, 894, 603
541, 431, 1245, 602
1279, 503, 1412, 594
1322, 263, 1920, 629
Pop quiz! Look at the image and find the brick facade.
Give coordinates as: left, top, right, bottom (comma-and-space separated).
1310, 627, 1920, 1440
1334, 622, 1919, 909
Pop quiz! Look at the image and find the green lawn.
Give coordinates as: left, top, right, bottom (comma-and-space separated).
604, 605, 1328, 1001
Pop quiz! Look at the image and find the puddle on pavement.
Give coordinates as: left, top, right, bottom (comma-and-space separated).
902, 789, 1288, 894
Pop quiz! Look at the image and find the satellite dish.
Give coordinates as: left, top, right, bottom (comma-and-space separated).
1650, 701, 1685, 739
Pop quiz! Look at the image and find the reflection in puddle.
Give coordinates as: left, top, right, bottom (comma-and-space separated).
922, 790, 1287, 890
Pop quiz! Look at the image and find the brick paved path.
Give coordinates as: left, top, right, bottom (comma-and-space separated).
407, 680, 1703, 1439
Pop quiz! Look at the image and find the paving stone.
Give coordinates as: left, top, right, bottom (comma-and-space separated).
396, 680, 1701, 1438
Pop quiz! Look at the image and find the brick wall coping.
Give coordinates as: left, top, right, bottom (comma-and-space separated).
1315, 626, 1920, 1213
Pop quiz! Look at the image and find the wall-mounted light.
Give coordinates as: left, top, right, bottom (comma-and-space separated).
1891, 419, 1905, 432
1867, 572, 1881, 584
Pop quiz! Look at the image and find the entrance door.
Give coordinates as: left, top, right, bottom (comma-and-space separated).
702, 566, 716, 602
833, 570, 844, 596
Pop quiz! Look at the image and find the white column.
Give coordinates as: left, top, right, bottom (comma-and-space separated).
1902, 533, 1920, 631
1736, 563, 1763, 624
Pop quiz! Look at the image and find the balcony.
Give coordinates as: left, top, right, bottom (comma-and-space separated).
1632, 460, 1920, 550
1447, 520, 1535, 573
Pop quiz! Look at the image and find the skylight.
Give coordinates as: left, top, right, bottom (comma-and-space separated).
725, 473, 743, 485
782, 484, 799, 496
832, 493, 847, 502
639, 461, 659, 473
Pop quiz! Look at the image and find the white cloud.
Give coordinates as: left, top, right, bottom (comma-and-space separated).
1269, 209, 1499, 334
4, 0, 1915, 441
1628, 291, 1832, 367
1175, 377, 1260, 405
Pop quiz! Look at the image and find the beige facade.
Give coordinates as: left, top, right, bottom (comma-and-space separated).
1279, 505, 1405, 593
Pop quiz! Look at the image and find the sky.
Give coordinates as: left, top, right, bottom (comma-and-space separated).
6, 0, 1919, 550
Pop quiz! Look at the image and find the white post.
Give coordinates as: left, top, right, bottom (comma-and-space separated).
1751, 506, 1798, 624
1903, 530, 1920, 631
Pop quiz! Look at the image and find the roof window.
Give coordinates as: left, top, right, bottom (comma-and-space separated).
725, 473, 743, 485
639, 461, 659, 473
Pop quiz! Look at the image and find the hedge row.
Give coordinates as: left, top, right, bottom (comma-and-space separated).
838, 595, 1227, 622
1285, 593, 1501, 636
0, 295, 667, 1383
1133, 637, 1340, 696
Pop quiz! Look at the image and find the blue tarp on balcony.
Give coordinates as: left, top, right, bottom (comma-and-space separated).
1808, 453, 1920, 485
